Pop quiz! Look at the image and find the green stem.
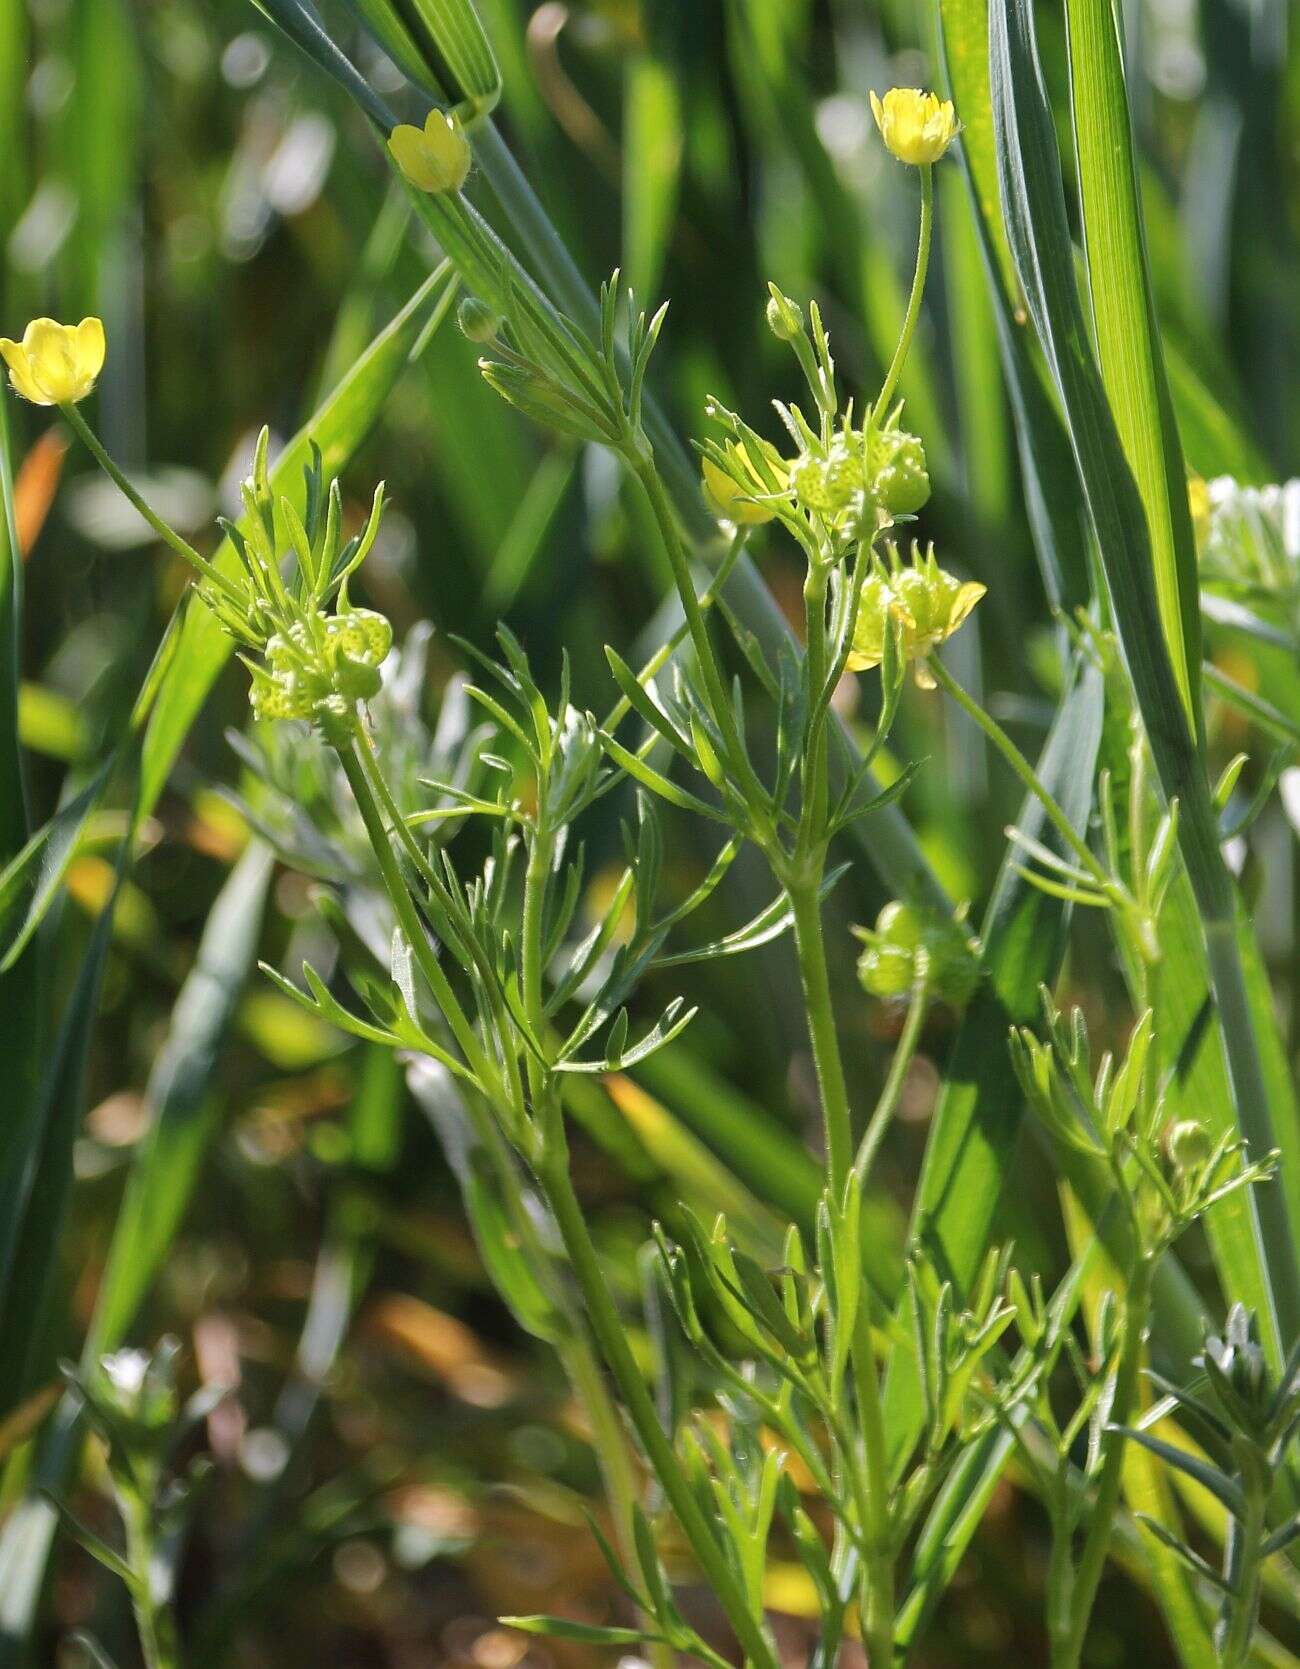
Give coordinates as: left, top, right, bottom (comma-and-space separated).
555, 1326, 670, 1660
855, 974, 929, 1185
874, 164, 934, 424
123, 1495, 178, 1669
929, 655, 1104, 885
787, 867, 896, 1665
602, 528, 749, 734
521, 816, 550, 1061
799, 563, 831, 855
1046, 1466, 1075, 1666
60, 403, 245, 611
334, 730, 487, 1081
1058, 1253, 1155, 1669
539, 1146, 779, 1669
850, 1307, 896, 1669
788, 881, 853, 1199
636, 462, 773, 834
1219, 1481, 1267, 1669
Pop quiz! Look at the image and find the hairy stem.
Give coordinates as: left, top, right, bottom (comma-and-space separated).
788, 881, 853, 1198
335, 728, 487, 1081
61, 402, 245, 611
123, 1495, 178, 1669
1219, 1480, 1267, 1669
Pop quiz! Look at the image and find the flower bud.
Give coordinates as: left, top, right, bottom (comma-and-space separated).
1166, 1118, 1211, 1172
870, 89, 960, 166
765, 285, 804, 342
856, 900, 979, 1006
458, 296, 502, 344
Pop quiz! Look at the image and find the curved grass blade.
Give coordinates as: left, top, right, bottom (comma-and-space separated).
1064, 0, 1201, 729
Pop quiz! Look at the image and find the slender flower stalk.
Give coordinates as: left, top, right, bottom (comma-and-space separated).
874, 164, 934, 427
855, 970, 930, 1184
58, 402, 250, 615
928, 654, 1103, 882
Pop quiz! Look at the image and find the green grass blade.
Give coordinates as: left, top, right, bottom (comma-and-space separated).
85, 842, 275, 1357
622, 49, 682, 305
990, 0, 1300, 1361
0, 390, 43, 1167
936, 0, 1090, 613
0, 866, 122, 1418
1064, 0, 1201, 730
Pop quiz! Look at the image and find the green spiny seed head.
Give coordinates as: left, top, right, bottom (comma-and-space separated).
791, 442, 861, 520
251, 606, 392, 728
877, 900, 924, 950
869, 426, 930, 516
859, 940, 916, 998
856, 899, 979, 1005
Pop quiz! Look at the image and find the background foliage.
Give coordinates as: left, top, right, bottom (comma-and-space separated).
2, 0, 1299, 1663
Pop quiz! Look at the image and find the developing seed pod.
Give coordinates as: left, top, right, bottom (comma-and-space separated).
791, 442, 861, 521
856, 899, 979, 1006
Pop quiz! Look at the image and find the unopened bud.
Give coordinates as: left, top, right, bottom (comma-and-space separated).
765, 286, 804, 342
1167, 1119, 1211, 1172
458, 296, 502, 343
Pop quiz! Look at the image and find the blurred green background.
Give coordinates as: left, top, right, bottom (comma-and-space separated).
3, 0, 1298, 1661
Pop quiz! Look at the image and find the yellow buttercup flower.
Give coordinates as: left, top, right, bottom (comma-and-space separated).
870, 89, 960, 167
388, 108, 472, 195
0, 317, 105, 405
848, 542, 984, 688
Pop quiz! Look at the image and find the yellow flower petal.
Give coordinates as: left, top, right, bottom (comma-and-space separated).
388, 123, 438, 192
702, 452, 775, 526
75, 316, 106, 384
388, 111, 471, 195
0, 339, 49, 405
24, 318, 79, 402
